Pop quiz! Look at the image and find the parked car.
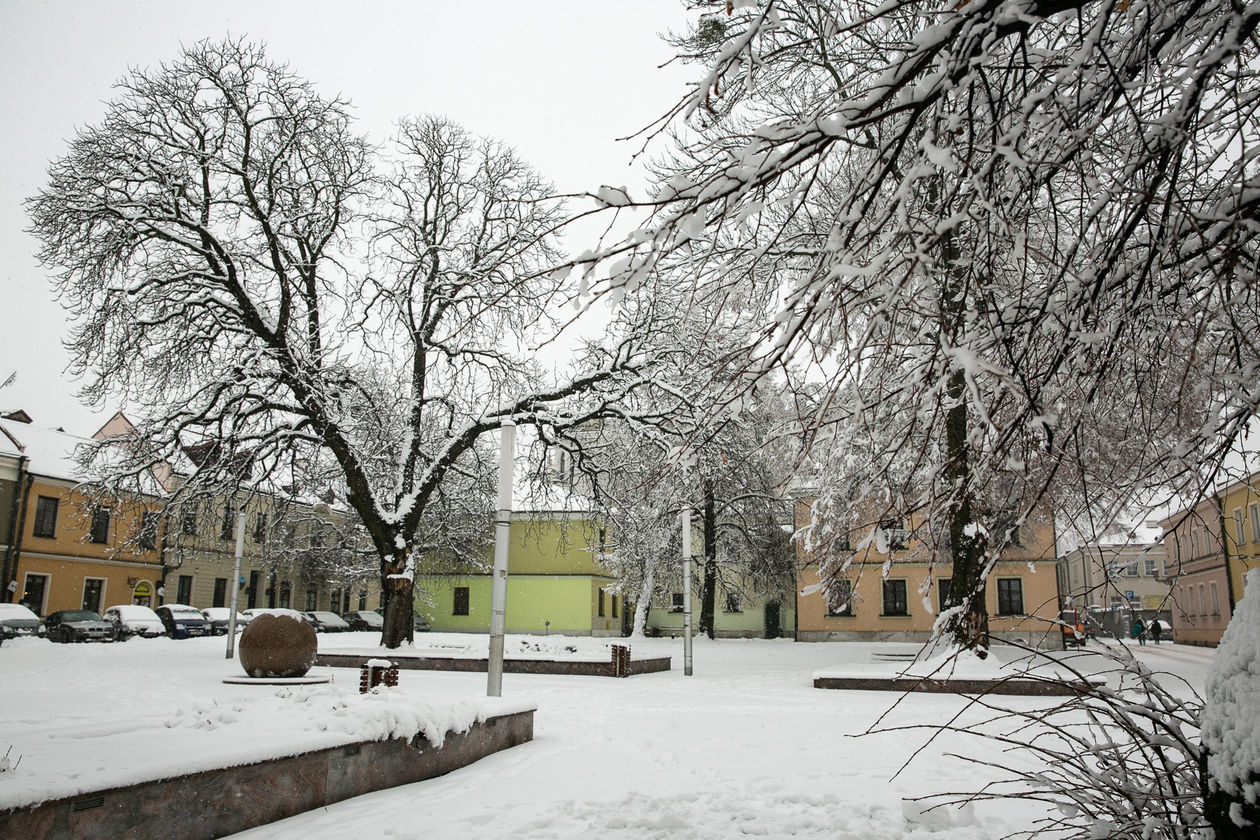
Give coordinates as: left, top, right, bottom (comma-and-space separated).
39, 610, 114, 643
369, 607, 430, 632
240, 607, 313, 627
200, 607, 248, 635
155, 604, 212, 639
0, 603, 41, 640
341, 610, 384, 631
102, 604, 165, 640
304, 611, 350, 632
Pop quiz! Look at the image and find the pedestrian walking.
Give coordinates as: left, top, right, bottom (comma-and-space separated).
1131, 619, 1146, 645
1150, 618, 1163, 644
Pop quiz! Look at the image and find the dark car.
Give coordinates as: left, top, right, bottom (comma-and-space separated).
370, 607, 430, 632
304, 611, 350, 632
342, 610, 384, 631
0, 603, 42, 640
40, 610, 114, 643
201, 607, 247, 635
155, 604, 212, 639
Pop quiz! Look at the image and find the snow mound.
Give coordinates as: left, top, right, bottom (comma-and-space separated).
1202, 569, 1260, 819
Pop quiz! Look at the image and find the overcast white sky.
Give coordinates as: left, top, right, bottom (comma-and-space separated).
0, 0, 695, 434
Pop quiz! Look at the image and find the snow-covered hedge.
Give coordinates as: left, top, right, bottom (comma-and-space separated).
1202, 568, 1260, 836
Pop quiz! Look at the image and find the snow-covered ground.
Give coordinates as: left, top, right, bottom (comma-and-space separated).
0, 632, 1215, 839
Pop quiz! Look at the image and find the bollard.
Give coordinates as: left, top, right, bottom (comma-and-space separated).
360, 658, 399, 693
611, 644, 631, 678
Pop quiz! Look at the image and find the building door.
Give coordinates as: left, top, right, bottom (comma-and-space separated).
764, 602, 781, 639
82, 578, 105, 613
22, 573, 49, 615
247, 571, 260, 609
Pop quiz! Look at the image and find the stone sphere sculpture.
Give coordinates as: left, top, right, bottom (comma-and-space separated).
238, 611, 318, 678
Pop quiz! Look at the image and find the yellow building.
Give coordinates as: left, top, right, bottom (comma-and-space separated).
794, 499, 1062, 646
1, 414, 164, 615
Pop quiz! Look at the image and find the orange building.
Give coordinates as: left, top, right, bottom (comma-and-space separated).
1, 413, 164, 616
794, 498, 1062, 647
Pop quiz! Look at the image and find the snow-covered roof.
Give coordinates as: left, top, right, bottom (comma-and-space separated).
0, 417, 92, 481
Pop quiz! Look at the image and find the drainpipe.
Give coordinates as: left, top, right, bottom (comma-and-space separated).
1217, 493, 1238, 615
3, 465, 32, 604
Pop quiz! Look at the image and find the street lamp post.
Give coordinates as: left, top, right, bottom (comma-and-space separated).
487, 420, 516, 697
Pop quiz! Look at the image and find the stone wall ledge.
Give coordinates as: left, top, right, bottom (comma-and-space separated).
813, 675, 1099, 696
0, 708, 534, 840
317, 652, 671, 677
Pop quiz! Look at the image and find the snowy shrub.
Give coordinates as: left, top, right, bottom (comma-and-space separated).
879, 644, 1207, 839
1201, 569, 1260, 837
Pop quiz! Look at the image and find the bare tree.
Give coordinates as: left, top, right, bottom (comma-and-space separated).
29, 39, 652, 648
564, 0, 1260, 652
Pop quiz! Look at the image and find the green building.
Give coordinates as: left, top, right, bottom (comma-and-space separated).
417, 511, 626, 637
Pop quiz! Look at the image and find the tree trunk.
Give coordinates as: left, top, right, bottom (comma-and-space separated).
943, 370, 990, 654
937, 220, 989, 655
380, 546, 415, 649
630, 566, 655, 638
698, 479, 718, 639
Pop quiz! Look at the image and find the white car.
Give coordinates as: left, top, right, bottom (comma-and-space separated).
0, 603, 41, 639
102, 604, 165, 640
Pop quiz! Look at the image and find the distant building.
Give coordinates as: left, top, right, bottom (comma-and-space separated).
794, 498, 1062, 647
1158, 471, 1260, 646
417, 510, 622, 636
1056, 539, 1171, 637
0, 412, 165, 615
0, 410, 379, 618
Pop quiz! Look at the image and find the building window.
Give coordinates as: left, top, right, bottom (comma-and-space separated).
453, 587, 470, 616
221, 504, 236, 540
1235, 508, 1246, 545
1199, 584, 1207, 618
138, 512, 159, 550
1124, 559, 1139, 577
670, 593, 684, 612
278, 581, 292, 609
213, 578, 227, 608
81, 578, 105, 613
181, 503, 198, 537
826, 578, 853, 617
1210, 581, 1220, 615
724, 591, 742, 613
882, 579, 908, 616
176, 574, 193, 605
358, 590, 368, 611
305, 586, 318, 611
836, 531, 852, 552
1251, 502, 1260, 543
254, 512, 268, 542
997, 578, 1024, 616
247, 571, 260, 609
89, 506, 111, 544
1144, 556, 1158, 578
611, 595, 619, 618
598, 588, 606, 617
329, 590, 341, 613
937, 578, 953, 613
32, 496, 59, 538
881, 519, 908, 551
